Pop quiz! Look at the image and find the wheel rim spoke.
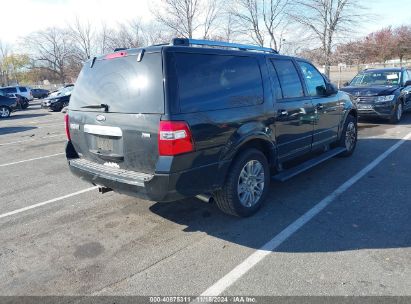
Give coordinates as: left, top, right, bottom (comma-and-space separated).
237, 159, 265, 208
345, 122, 356, 150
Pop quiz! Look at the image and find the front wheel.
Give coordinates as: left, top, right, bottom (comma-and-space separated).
389, 102, 403, 124
0, 106, 11, 118
214, 148, 270, 217
337, 114, 357, 157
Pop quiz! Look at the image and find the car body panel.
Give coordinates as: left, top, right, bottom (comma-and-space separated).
66, 44, 356, 202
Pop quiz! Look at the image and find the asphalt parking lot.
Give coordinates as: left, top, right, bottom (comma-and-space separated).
0, 101, 410, 299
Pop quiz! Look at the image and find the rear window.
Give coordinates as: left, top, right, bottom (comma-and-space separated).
174, 53, 263, 113
19, 87, 27, 92
70, 52, 164, 114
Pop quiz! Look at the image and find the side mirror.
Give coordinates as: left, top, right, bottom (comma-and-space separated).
325, 83, 338, 96
404, 80, 411, 87
343, 81, 349, 87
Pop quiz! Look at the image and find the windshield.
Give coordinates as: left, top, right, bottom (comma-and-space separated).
350, 71, 401, 86
59, 86, 74, 96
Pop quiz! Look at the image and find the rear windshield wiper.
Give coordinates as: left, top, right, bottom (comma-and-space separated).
81, 104, 109, 112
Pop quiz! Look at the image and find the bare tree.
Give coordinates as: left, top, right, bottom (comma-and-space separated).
202, 0, 219, 38
231, 0, 290, 50
97, 23, 115, 54
68, 17, 96, 61
217, 12, 237, 42
23, 27, 72, 83
394, 25, 411, 66
154, 0, 223, 39
291, 0, 365, 77
0, 41, 10, 85
154, 0, 200, 38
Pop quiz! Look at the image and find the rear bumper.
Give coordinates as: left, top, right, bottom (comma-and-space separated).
66, 143, 229, 202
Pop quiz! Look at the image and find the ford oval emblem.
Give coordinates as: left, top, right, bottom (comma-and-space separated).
96, 114, 106, 122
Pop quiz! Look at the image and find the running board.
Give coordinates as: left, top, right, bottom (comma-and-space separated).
272, 147, 347, 182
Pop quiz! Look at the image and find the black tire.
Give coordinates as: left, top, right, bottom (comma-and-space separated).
389, 101, 403, 124
337, 114, 357, 157
21, 102, 29, 110
214, 148, 270, 217
0, 106, 11, 118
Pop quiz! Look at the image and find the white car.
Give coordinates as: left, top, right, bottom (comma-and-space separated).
0, 86, 33, 101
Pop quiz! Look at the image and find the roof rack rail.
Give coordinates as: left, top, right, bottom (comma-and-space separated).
171, 38, 278, 54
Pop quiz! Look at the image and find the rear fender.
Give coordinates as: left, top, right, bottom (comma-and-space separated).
220, 121, 276, 165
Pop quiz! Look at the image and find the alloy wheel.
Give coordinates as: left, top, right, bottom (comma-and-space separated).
237, 160, 265, 207
345, 121, 357, 151
396, 103, 403, 121
0, 106, 10, 118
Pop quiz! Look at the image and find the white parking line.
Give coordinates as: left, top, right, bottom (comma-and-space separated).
0, 133, 64, 146
0, 153, 64, 167
198, 131, 411, 297
0, 187, 98, 220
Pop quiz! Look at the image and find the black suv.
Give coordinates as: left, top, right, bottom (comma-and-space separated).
341, 68, 411, 123
66, 38, 357, 217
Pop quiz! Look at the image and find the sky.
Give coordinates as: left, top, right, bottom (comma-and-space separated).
0, 0, 410, 45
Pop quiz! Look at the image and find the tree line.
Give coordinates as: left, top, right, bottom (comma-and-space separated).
300, 25, 411, 67
2, 0, 406, 86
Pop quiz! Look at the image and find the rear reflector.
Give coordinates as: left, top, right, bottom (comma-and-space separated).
105, 51, 128, 60
158, 121, 194, 156
64, 114, 71, 141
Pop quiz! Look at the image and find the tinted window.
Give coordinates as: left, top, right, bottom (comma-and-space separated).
403, 70, 410, 84
298, 61, 326, 97
267, 60, 283, 100
19, 87, 27, 92
5, 87, 17, 93
175, 53, 263, 112
0, 89, 5, 96
271, 59, 304, 98
70, 52, 164, 113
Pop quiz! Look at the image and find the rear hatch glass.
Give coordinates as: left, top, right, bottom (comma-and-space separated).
69, 51, 164, 174
70, 52, 164, 114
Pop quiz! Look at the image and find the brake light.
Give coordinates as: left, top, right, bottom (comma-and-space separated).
64, 114, 71, 141
158, 121, 194, 156
105, 51, 128, 60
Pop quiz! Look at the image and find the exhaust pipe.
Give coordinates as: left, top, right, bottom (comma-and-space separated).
196, 194, 213, 203
99, 187, 113, 194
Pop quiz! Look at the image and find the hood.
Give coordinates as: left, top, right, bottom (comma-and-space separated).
341, 85, 399, 96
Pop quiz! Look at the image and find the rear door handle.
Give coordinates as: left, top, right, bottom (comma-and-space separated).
316, 103, 324, 110
278, 109, 288, 116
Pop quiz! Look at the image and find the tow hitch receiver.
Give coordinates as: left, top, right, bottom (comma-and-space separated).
99, 187, 113, 194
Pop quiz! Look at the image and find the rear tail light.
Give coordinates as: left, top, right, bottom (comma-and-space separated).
104, 51, 128, 60
64, 114, 71, 141
158, 121, 194, 156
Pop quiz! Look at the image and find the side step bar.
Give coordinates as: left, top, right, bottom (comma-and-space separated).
272, 147, 347, 182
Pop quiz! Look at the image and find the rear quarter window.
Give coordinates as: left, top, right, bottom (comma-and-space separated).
174, 53, 264, 113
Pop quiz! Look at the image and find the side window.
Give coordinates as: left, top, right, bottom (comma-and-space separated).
271, 59, 304, 99
267, 60, 283, 100
175, 53, 264, 113
19, 87, 27, 92
402, 70, 410, 85
5, 87, 17, 93
298, 61, 327, 97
